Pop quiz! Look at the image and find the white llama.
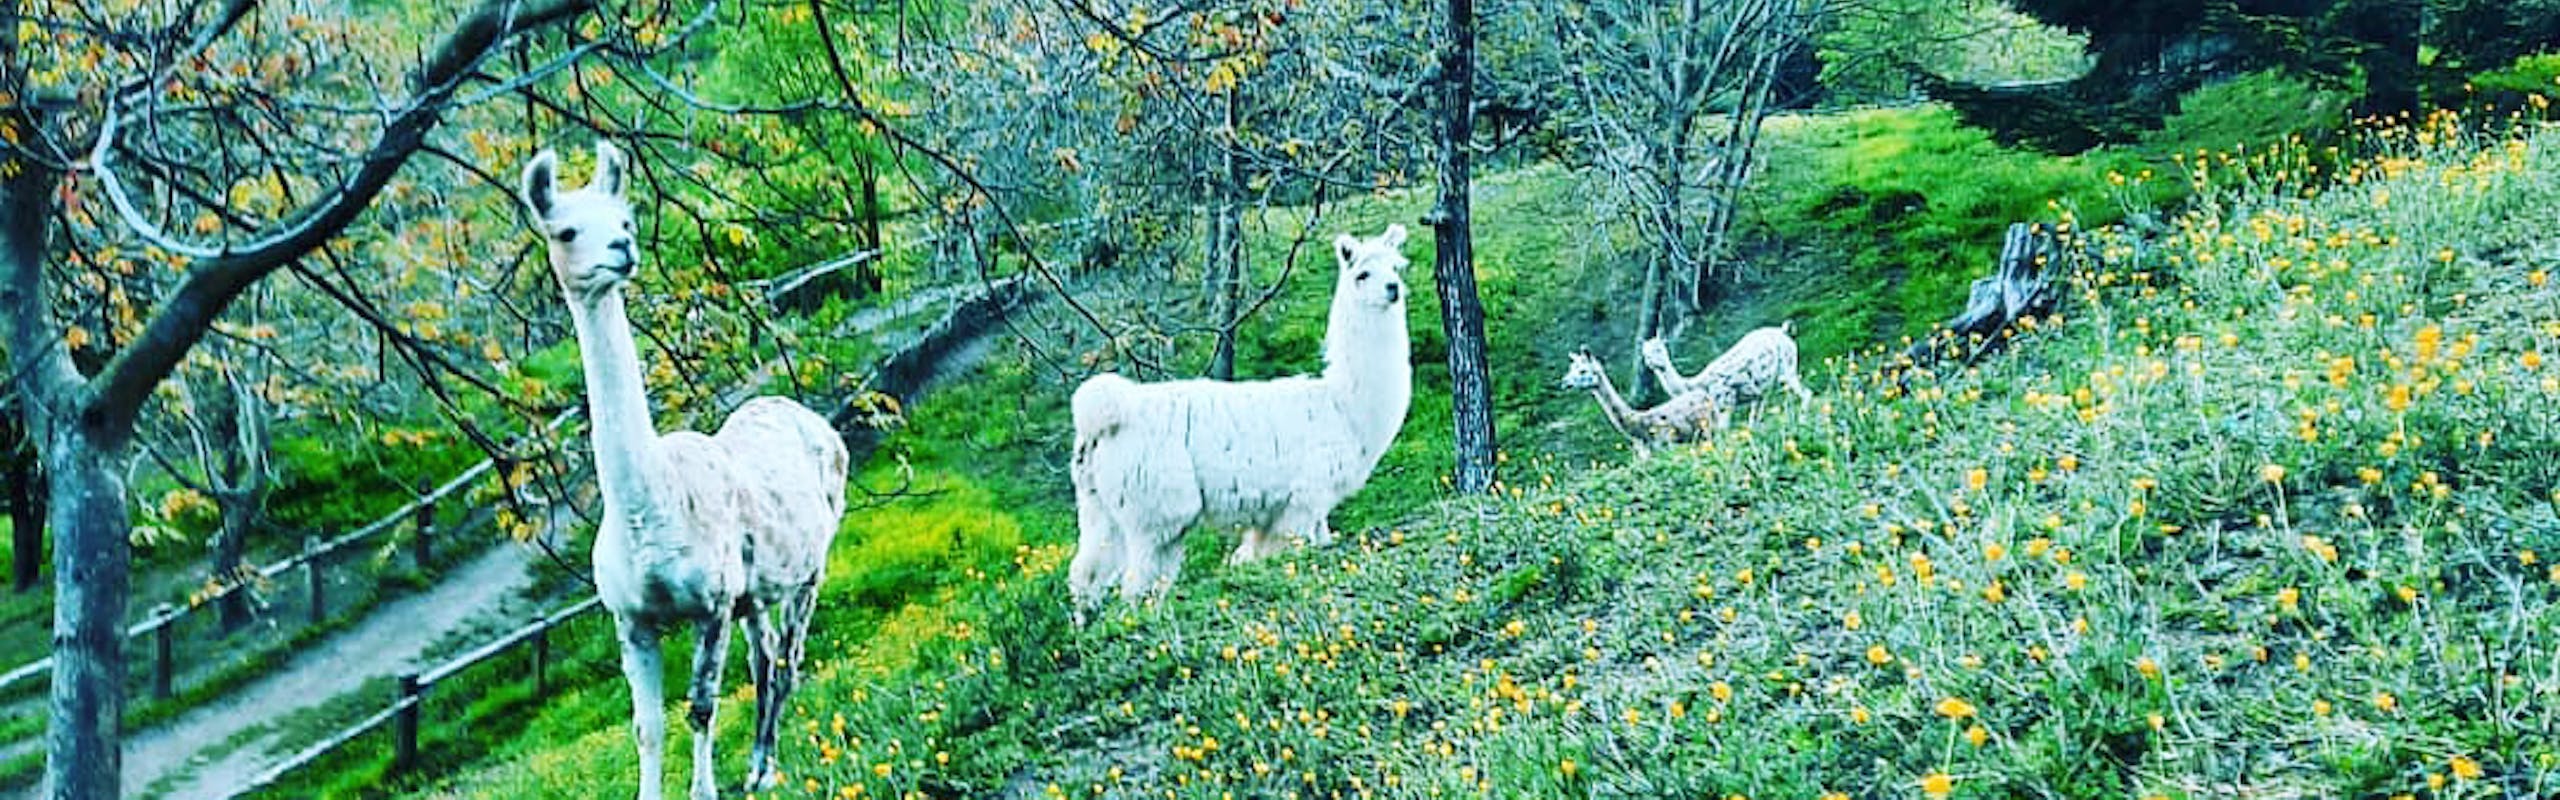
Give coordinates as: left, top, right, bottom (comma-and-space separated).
1639, 322, 1813, 428
1068, 224, 1414, 608
520, 142, 848, 800
1559, 350, 1719, 458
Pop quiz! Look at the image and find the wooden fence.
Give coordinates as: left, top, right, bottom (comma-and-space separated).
240, 596, 605, 793
0, 411, 580, 698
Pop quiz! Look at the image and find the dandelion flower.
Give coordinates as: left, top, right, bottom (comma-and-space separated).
1934, 697, 1978, 720
2449, 755, 2484, 780
1919, 771, 1955, 798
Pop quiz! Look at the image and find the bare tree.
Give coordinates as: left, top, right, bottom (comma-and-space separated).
137, 317, 281, 632
0, 1, 595, 795
1509, 0, 1816, 400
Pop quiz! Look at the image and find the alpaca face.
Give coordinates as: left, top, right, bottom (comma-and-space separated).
1639, 337, 1675, 372
1331, 223, 1409, 312
520, 141, 639, 300
1558, 351, 1606, 390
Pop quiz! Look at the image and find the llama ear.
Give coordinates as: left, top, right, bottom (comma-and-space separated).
592, 141, 628, 197
1334, 233, 1359, 269
520, 150, 559, 220
1380, 223, 1407, 250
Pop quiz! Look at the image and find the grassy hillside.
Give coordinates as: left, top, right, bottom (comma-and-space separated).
759, 114, 2555, 797
359, 105, 2560, 799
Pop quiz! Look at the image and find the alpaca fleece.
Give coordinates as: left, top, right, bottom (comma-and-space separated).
1069, 225, 1413, 608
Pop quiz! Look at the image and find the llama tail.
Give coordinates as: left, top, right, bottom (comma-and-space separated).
1782, 319, 1795, 336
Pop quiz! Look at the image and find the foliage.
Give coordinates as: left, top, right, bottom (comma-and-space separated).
2136, 70, 2359, 158
1814, 0, 2091, 102
2467, 52, 2560, 107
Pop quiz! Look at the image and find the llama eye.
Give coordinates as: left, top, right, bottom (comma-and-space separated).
1356, 271, 1371, 282
554, 228, 578, 244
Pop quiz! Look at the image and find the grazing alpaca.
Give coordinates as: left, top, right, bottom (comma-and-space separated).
1639, 322, 1813, 428
1068, 224, 1414, 608
520, 142, 848, 800
1559, 350, 1719, 458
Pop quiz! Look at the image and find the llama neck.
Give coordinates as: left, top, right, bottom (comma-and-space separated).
1321, 304, 1412, 456
1584, 370, 1642, 440
566, 287, 668, 526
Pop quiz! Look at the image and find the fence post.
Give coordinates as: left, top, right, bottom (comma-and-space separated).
531, 617, 551, 697
152, 611, 175, 700
413, 480, 436, 568
305, 536, 325, 626
394, 672, 423, 775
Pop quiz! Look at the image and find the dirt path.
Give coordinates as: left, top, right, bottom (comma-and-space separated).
109, 542, 537, 800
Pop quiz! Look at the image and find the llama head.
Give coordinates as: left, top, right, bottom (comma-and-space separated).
1639, 337, 1675, 371
520, 141, 638, 301
1331, 224, 1408, 312
1558, 350, 1607, 390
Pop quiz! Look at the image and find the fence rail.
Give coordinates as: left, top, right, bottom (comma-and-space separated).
0, 410, 581, 696
241, 596, 605, 793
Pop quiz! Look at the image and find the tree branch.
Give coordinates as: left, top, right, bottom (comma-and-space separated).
84, 0, 598, 437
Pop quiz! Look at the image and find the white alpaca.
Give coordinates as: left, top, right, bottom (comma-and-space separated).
1640, 323, 1814, 428
1068, 224, 1414, 607
521, 143, 848, 800
1558, 350, 1718, 458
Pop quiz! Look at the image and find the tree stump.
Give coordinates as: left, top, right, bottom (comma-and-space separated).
1901, 222, 2063, 377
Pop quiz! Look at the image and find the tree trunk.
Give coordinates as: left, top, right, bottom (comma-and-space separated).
212, 487, 256, 631
1901, 222, 2061, 374
856, 153, 885, 295
1695, 40, 1783, 302
1633, 103, 1703, 403
1207, 87, 1246, 382
7, 437, 40, 593
1435, 0, 1498, 494
2339, 0, 2419, 115
2, 88, 128, 800
43, 430, 134, 800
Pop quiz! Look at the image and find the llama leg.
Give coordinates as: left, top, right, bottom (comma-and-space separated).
684, 617, 732, 800
1786, 371, 1813, 404
1114, 471, 1199, 601
1227, 528, 1269, 566
1255, 503, 1330, 561
1115, 524, 1169, 602
615, 616, 668, 800
752, 585, 820, 789
741, 606, 782, 790
1069, 484, 1121, 612
1118, 517, 1191, 602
